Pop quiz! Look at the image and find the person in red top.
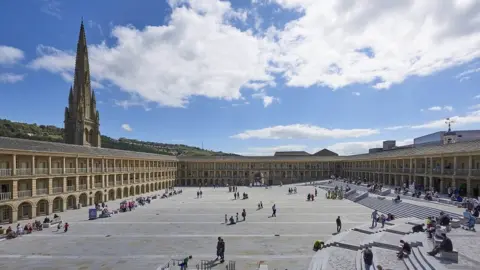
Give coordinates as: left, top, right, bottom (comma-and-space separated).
64, 222, 69, 233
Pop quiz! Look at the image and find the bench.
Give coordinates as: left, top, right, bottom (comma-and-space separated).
377, 196, 385, 200
50, 218, 62, 225
440, 250, 458, 263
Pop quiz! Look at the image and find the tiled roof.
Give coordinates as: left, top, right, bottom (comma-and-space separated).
274, 151, 311, 156
0, 136, 176, 160
178, 155, 344, 162
343, 139, 480, 160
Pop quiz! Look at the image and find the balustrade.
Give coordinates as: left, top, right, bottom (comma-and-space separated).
36, 188, 48, 195
18, 190, 32, 198
0, 192, 11, 201
78, 184, 87, 190
0, 168, 12, 177
52, 187, 63, 193
16, 168, 32, 176
67, 186, 75, 192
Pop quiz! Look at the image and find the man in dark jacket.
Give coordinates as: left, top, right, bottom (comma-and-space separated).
397, 240, 411, 259
428, 233, 453, 256
218, 238, 225, 263
336, 216, 342, 233
363, 247, 373, 270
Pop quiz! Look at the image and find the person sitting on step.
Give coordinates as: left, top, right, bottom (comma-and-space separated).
397, 240, 411, 259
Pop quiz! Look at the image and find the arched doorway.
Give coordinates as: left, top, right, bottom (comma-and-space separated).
79, 193, 88, 207
123, 187, 129, 197
116, 188, 122, 199
36, 199, 49, 216
0, 205, 13, 224
141, 185, 145, 194
108, 189, 115, 201
129, 186, 134, 196
146, 185, 150, 193
135, 186, 140, 195
52, 197, 64, 212
66, 195, 76, 210
18, 201, 33, 220
94, 191, 103, 203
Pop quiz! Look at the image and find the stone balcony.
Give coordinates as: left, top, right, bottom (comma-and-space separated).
94, 183, 102, 188
16, 168, 32, 176
65, 168, 76, 174
78, 184, 87, 190
67, 185, 75, 192
18, 190, 32, 198
0, 168, 12, 177
52, 187, 63, 194
35, 168, 49, 175
0, 191, 11, 201
36, 188, 48, 195
51, 168, 63, 175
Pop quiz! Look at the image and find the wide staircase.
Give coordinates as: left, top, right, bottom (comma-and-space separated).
308, 217, 462, 270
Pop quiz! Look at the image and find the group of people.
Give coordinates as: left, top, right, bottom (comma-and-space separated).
288, 187, 297, 194
225, 209, 247, 225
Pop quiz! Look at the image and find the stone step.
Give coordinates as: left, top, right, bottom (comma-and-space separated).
355, 249, 363, 270
417, 245, 448, 270
411, 246, 430, 270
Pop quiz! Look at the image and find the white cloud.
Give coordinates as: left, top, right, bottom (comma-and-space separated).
252, 92, 279, 107
231, 124, 379, 140
121, 124, 132, 132
321, 138, 413, 156
30, 0, 277, 108
271, 0, 480, 90
456, 62, 480, 82
0, 45, 25, 65
114, 99, 151, 111
384, 125, 407, 131
411, 110, 480, 129
0, 73, 25, 84
352, 92, 360, 96
40, 0, 62, 20
469, 104, 480, 110
425, 106, 453, 112
237, 144, 307, 156
474, 94, 480, 99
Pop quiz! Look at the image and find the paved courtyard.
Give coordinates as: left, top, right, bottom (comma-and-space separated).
0, 184, 374, 270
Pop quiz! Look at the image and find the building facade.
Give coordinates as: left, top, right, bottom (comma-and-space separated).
1, 22, 480, 225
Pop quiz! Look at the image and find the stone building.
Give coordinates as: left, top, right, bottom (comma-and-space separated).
1, 21, 480, 225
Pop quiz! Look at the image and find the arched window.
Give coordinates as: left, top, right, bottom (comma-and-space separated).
84, 128, 89, 143
89, 130, 93, 144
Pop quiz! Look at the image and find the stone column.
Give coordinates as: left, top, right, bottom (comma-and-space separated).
48, 178, 53, 194
467, 177, 472, 197
31, 178, 37, 197
63, 177, 67, 193
86, 175, 90, 190
32, 156, 36, 175
48, 156, 52, 175
75, 176, 79, 191
75, 157, 79, 174
453, 156, 457, 176
440, 158, 444, 174
12, 180, 18, 199
62, 157, 66, 174
12, 154, 16, 176
468, 156, 472, 177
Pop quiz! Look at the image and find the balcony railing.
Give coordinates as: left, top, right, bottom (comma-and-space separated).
0, 192, 11, 201
78, 184, 87, 190
456, 169, 469, 176
52, 187, 63, 194
115, 168, 122, 172
443, 169, 454, 175
16, 168, 32, 176
0, 168, 12, 177
36, 188, 48, 195
35, 168, 49, 175
471, 169, 480, 176
94, 183, 102, 188
78, 168, 88, 173
65, 168, 76, 174
116, 180, 122, 186
51, 168, 63, 175
92, 168, 103, 173
416, 168, 425, 174
108, 181, 115, 187
106, 167, 115, 173
18, 190, 32, 198
67, 186, 75, 192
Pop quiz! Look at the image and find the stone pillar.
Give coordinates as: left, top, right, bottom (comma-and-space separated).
12, 180, 18, 199
440, 158, 444, 174
75, 157, 79, 174
453, 156, 457, 176
86, 175, 90, 190
48, 156, 52, 175
31, 178, 37, 197
62, 157, 66, 174
467, 177, 472, 197
101, 158, 105, 173
63, 177, 67, 193
468, 156, 472, 177
451, 177, 456, 190
75, 176, 79, 191
440, 179, 444, 194
12, 154, 16, 176
32, 156, 36, 175
48, 178, 53, 194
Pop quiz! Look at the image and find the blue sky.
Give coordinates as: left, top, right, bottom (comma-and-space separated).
0, 0, 479, 155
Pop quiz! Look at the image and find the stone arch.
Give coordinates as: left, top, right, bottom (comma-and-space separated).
52, 196, 64, 212
135, 185, 140, 195
146, 184, 150, 193
94, 191, 103, 203
117, 188, 122, 199
123, 187, 129, 197
0, 204, 13, 224
108, 189, 115, 201
79, 193, 88, 207
129, 186, 134, 196
150, 183, 154, 191
36, 199, 49, 216
66, 195, 77, 210
141, 185, 145, 194
18, 201, 33, 220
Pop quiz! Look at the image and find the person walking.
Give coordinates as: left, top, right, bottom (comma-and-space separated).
336, 216, 342, 233
272, 204, 277, 217
363, 247, 373, 270
371, 210, 378, 228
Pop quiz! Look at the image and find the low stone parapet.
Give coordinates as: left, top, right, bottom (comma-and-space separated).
439, 250, 458, 263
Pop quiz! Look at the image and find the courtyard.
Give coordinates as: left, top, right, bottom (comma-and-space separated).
0, 184, 374, 269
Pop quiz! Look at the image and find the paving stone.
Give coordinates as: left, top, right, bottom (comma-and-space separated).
0, 185, 373, 270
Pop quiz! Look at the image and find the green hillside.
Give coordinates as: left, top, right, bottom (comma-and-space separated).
0, 119, 237, 156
